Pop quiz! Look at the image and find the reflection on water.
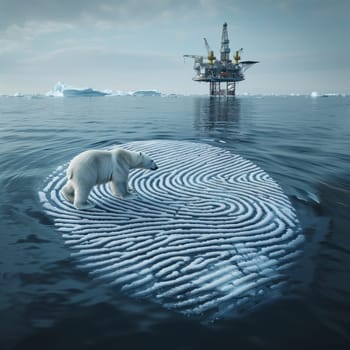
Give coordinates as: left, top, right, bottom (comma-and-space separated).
194, 97, 240, 131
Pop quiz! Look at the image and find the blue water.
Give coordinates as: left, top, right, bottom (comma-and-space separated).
0, 95, 350, 349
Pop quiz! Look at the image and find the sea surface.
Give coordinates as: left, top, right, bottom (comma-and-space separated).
0, 95, 349, 349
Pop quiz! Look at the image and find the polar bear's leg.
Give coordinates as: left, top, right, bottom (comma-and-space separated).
74, 185, 95, 210
124, 192, 138, 200
109, 180, 125, 198
110, 180, 137, 200
61, 181, 75, 203
128, 186, 136, 193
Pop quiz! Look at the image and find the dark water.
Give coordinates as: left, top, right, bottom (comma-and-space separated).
0, 95, 349, 349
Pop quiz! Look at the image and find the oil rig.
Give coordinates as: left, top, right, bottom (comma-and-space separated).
184, 23, 258, 96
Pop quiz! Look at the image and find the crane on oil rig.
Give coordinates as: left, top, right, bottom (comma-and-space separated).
234, 48, 243, 64
184, 22, 258, 96
203, 38, 216, 65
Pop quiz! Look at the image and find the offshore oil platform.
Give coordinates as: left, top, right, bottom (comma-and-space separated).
184, 23, 258, 96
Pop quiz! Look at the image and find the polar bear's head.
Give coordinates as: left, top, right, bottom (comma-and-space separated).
138, 152, 158, 170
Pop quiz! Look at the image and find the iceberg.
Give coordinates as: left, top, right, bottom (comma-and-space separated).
46, 82, 110, 97
310, 91, 345, 98
63, 87, 109, 97
46, 82, 164, 97
132, 90, 161, 97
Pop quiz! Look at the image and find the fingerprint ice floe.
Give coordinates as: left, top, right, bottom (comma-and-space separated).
39, 140, 304, 319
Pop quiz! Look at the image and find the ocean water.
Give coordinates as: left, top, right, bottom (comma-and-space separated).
0, 95, 349, 349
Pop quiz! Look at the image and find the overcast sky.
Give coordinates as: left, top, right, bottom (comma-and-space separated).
1, 0, 349, 95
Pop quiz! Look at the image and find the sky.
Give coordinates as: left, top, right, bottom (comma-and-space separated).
1, 0, 349, 95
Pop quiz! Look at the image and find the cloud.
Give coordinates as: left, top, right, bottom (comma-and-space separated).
0, 0, 221, 55
3, 0, 349, 40
0, 1, 207, 30
1, 0, 349, 94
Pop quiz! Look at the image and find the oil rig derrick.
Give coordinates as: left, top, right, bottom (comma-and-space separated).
184, 23, 258, 96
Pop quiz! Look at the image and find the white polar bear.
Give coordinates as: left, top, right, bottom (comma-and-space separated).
60, 148, 158, 209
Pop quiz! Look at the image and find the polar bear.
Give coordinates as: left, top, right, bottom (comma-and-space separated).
60, 148, 158, 209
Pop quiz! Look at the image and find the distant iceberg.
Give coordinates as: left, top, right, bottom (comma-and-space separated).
13, 92, 25, 97
63, 87, 109, 97
132, 90, 161, 97
310, 91, 345, 98
46, 82, 164, 97
46, 82, 109, 97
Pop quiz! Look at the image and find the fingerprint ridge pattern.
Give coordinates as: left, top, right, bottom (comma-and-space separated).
39, 140, 303, 318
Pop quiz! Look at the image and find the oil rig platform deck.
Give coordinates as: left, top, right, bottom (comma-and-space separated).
184, 23, 258, 96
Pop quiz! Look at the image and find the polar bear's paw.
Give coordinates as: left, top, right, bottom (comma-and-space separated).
128, 187, 136, 193
123, 192, 138, 201
75, 201, 95, 210
61, 189, 74, 203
